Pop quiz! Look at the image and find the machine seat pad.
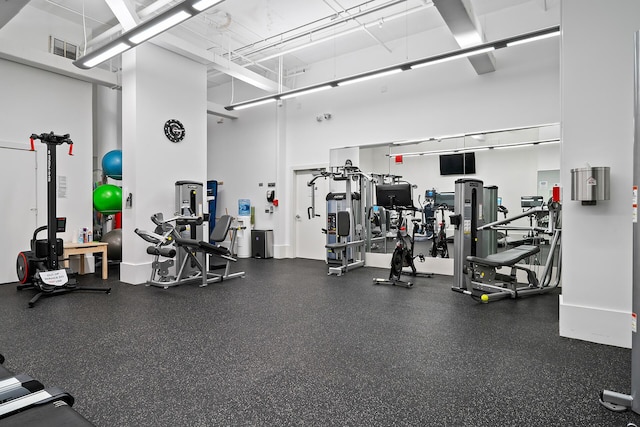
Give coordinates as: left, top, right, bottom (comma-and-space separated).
174, 237, 230, 256
325, 242, 347, 250
325, 239, 364, 250
198, 241, 231, 256
174, 237, 201, 248
467, 245, 540, 267
146, 246, 176, 258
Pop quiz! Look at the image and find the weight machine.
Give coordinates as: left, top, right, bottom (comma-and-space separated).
450, 178, 562, 303
135, 181, 245, 288
16, 132, 111, 307
308, 164, 372, 276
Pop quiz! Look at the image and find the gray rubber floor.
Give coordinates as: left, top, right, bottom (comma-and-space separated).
0, 258, 638, 426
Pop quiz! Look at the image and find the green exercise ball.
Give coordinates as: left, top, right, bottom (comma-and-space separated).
93, 184, 122, 214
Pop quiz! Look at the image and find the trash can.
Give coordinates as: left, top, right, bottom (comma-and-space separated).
252, 230, 273, 259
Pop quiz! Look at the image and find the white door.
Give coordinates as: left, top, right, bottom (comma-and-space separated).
0, 147, 37, 284
294, 169, 328, 260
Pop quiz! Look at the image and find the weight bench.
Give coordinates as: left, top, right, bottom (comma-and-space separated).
463, 244, 548, 302
325, 211, 365, 276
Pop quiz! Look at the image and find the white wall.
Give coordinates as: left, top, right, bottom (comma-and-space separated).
120, 43, 208, 284
94, 85, 122, 165
0, 58, 93, 247
559, 0, 640, 348
207, 106, 278, 224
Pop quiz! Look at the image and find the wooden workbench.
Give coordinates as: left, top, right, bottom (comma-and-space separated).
63, 241, 109, 280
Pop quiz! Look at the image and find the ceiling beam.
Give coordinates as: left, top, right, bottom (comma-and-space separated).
433, 0, 495, 75
104, 0, 139, 30
0, 0, 29, 30
0, 37, 119, 87
87, 1, 283, 92
152, 32, 284, 92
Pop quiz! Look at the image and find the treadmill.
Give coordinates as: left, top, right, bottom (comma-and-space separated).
0, 354, 94, 426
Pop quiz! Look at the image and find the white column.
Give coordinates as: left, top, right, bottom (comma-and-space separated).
559, 0, 640, 347
120, 43, 208, 284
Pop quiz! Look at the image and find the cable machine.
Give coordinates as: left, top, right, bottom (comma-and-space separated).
307, 164, 373, 276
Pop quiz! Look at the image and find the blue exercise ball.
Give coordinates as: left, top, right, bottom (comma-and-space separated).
102, 150, 122, 180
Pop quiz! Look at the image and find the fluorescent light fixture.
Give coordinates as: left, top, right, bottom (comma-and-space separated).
280, 85, 333, 100
234, 98, 277, 110
391, 137, 560, 157
411, 47, 495, 70
192, 0, 224, 12
73, 0, 226, 69
337, 68, 403, 86
225, 25, 560, 111
492, 144, 528, 150
128, 10, 192, 44
83, 42, 130, 68
536, 139, 561, 145
392, 139, 421, 146
507, 30, 560, 47
436, 133, 466, 140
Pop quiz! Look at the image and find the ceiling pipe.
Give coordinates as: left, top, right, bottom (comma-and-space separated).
224, 25, 560, 111
231, 0, 408, 59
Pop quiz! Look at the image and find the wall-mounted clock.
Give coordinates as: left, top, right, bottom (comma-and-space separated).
164, 119, 186, 143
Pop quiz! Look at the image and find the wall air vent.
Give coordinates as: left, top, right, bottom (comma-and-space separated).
49, 36, 77, 60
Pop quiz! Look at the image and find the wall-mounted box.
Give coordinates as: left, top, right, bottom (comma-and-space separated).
571, 166, 610, 205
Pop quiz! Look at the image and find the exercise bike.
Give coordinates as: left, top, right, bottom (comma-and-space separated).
430, 204, 449, 258
15, 132, 111, 307
372, 182, 431, 288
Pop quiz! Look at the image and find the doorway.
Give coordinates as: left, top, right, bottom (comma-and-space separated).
294, 168, 328, 260
0, 146, 37, 284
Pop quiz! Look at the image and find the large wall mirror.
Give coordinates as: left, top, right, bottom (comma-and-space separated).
351, 123, 561, 262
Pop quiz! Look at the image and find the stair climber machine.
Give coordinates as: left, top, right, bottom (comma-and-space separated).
16, 132, 111, 307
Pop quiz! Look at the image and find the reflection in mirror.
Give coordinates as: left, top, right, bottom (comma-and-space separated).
358, 123, 560, 256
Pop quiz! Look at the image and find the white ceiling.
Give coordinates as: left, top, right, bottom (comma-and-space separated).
1, 0, 559, 91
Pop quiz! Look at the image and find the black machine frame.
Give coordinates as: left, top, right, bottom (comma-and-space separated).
16, 132, 110, 307
373, 182, 431, 288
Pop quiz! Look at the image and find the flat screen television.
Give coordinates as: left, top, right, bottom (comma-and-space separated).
434, 192, 455, 210
376, 183, 413, 209
439, 152, 476, 175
